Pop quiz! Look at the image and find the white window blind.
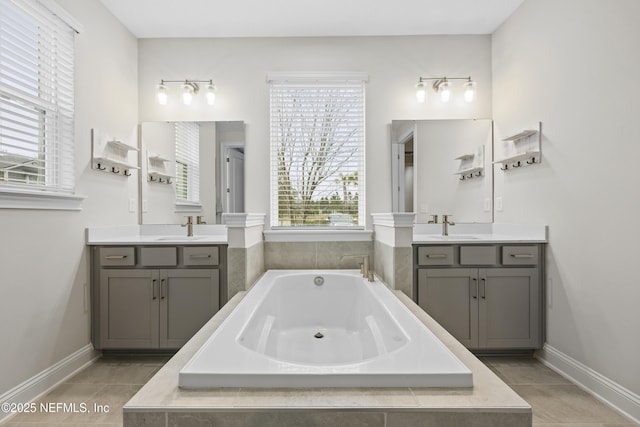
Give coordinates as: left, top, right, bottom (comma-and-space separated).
174, 121, 200, 205
269, 75, 366, 228
0, 0, 75, 195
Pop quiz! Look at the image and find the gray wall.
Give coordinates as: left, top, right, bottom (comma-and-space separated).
493, 0, 640, 395
137, 35, 493, 228
0, 0, 138, 396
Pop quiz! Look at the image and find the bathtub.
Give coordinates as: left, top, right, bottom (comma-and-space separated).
179, 270, 473, 388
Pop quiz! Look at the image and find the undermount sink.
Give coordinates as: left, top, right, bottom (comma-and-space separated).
154, 235, 208, 241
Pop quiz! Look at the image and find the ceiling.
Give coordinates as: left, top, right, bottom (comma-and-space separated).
99, 0, 525, 38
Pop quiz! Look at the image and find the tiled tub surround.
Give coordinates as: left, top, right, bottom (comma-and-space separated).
371, 213, 416, 297
263, 234, 374, 271
179, 270, 472, 388
224, 213, 267, 297
227, 242, 264, 297
123, 289, 532, 426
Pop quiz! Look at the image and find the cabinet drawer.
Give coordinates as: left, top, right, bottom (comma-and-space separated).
502, 246, 539, 265
100, 247, 135, 266
460, 246, 497, 265
140, 247, 177, 266
183, 246, 219, 266
417, 246, 454, 266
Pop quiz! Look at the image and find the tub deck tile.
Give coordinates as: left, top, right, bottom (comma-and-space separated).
124, 291, 532, 427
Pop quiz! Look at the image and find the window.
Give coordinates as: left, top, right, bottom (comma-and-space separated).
0, 0, 79, 208
269, 73, 366, 228
174, 121, 200, 207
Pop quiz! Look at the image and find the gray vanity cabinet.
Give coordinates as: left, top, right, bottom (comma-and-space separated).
92, 245, 225, 350
418, 268, 478, 348
160, 269, 219, 348
414, 244, 543, 351
480, 267, 539, 349
99, 269, 159, 348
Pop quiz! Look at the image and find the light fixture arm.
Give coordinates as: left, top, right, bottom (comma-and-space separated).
417, 76, 471, 90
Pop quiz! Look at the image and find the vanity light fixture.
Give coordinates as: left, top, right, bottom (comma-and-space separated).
415, 81, 427, 103
415, 76, 476, 104
156, 82, 168, 105
205, 83, 216, 106
181, 82, 196, 105
435, 78, 452, 103
156, 79, 216, 106
463, 79, 477, 103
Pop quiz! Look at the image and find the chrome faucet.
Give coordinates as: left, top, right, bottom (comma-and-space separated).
340, 255, 373, 281
182, 216, 194, 237
442, 214, 455, 236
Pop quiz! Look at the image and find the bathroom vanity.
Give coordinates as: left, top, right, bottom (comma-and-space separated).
87, 226, 228, 351
412, 225, 546, 352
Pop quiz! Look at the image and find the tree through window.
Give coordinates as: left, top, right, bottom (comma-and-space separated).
269, 74, 366, 227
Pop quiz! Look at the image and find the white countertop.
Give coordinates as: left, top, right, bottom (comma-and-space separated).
412, 223, 547, 244
86, 224, 228, 245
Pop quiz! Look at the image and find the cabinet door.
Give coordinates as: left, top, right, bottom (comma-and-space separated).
418, 268, 479, 348
98, 269, 159, 349
159, 269, 220, 348
479, 268, 540, 349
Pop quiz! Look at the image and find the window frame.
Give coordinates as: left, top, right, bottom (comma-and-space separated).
0, 0, 84, 210
267, 72, 367, 229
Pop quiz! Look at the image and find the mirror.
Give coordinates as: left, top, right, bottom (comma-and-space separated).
391, 119, 493, 223
139, 121, 245, 224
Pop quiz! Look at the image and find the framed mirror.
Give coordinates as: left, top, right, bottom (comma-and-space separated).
391, 119, 493, 223
139, 121, 245, 224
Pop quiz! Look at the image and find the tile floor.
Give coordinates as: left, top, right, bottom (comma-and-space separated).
1, 356, 169, 427
1, 356, 638, 426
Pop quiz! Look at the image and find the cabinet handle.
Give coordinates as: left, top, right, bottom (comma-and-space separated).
472, 278, 478, 299
152, 279, 157, 300
160, 279, 166, 299
105, 255, 127, 259
510, 253, 534, 258
426, 254, 448, 259
480, 278, 486, 299
190, 254, 212, 259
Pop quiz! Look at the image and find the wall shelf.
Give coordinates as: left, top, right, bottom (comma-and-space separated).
494, 122, 542, 170
147, 151, 174, 184
91, 129, 138, 176
454, 145, 484, 180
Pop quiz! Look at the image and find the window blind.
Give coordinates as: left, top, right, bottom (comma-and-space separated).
269, 76, 366, 227
174, 121, 200, 204
0, 0, 75, 194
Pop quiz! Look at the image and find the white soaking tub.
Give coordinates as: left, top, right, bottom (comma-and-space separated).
179, 270, 472, 388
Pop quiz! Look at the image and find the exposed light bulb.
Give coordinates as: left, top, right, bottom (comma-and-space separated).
416, 82, 426, 103
463, 80, 477, 103
206, 83, 216, 106
438, 80, 451, 103
156, 83, 168, 106
182, 83, 194, 105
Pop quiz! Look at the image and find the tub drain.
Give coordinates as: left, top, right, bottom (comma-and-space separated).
314, 332, 324, 339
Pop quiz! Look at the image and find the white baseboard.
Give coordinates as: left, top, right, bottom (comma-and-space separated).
536, 344, 640, 424
0, 344, 99, 423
